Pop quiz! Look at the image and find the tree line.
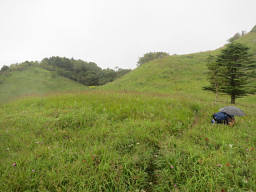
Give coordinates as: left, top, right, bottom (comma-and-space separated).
0, 57, 131, 86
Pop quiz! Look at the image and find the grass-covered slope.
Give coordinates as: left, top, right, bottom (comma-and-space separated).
103, 31, 256, 98
104, 52, 210, 97
236, 31, 256, 53
0, 66, 88, 103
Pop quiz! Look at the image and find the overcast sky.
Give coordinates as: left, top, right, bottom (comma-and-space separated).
0, 0, 255, 69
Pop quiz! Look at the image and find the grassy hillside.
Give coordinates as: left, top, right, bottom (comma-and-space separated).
0, 66, 88, 103
103, 31, 256, 100
0, 32, 256, 191
103, 52, 210, 96
236, 31, 256, 53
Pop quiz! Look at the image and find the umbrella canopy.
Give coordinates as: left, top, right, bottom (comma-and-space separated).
219, 106, 245, 116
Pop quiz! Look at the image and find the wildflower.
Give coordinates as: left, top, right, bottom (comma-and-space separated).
136, 142, 140, 145
205, 137, 209, 142
32, 169, 35, 172
226, 162, 231, 167
216, 164, 222, 167
229, 144, 233, 148
12, 162, 17, 167
174, 184, 177, 188
170, 165, 174, 169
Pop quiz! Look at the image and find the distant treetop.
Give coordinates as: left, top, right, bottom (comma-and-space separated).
0, 65, 9, 72
137, 52, 169, 66
251, 25, 256, 32
228, 30, 249, 43
228, 33, 241, 42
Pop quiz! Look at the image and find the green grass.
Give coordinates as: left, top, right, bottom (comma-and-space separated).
0, 91, 255, 191
0, 66, 88, 103
0, 32, 256, 191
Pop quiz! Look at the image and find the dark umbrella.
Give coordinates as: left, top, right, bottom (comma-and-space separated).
219, 106, 245, 116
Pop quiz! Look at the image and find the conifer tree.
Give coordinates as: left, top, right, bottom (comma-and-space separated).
216, 43, 256, 104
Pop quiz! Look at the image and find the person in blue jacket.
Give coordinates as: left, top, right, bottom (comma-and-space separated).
211, 112, 235, 126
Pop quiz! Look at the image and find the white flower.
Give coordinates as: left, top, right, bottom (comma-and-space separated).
229, 144, 233, 148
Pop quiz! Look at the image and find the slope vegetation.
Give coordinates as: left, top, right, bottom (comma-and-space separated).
104, 52, 210, 96
0, 66, 87, 103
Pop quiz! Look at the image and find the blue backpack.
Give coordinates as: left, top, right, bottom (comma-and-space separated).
212, 112, 229, 124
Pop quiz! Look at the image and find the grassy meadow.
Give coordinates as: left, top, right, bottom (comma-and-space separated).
0, 91, 255, 191
0, 32, 256, 191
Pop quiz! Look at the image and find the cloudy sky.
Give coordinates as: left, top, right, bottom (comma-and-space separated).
0, 0, 255, 69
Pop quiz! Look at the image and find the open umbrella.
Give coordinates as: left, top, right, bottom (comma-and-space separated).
219, 106, 245, 116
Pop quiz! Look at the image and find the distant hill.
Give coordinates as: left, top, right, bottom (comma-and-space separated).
0, 57, 131, 102
103, 30, 256, 99
0, 66, 88, 103
0, 28, 255, 103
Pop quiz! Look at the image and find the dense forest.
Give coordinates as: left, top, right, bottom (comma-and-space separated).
0, 57, 131, 86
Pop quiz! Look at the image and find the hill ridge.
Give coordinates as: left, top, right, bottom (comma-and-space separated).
103, 31, 256, 98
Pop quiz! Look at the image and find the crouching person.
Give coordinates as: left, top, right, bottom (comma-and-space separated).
211, 112, 235, 126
